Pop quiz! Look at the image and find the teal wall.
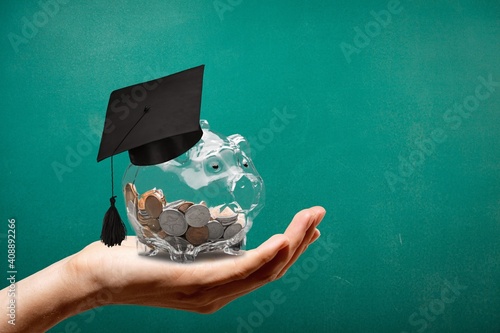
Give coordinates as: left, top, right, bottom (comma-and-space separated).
1, 1, 499, 332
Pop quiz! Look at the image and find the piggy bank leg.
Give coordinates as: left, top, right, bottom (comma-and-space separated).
136, 238, 159, 256
183, 246, 202, 263
169, 250, 185, 263
223, 237, 246, 256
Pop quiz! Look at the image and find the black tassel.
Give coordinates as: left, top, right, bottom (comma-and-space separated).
100, 196, 126, 246
100, 156, 126, 246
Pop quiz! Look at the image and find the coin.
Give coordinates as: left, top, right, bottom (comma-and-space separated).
145, 194, 163, 219
131, 187, 253, 252
209, 204, 224, 220
237, 213, 246, 227
216, 206, 238, 226
140, 188, 157, 198
156, 188, 166, 204
207, 220, 224, 240
223, 218, 245, 240
157, 230, 168, 239
147, 219, 161, 232
185, 226, 209, 246
124, 183, 139, 204
159, 209, 188, 236
177, 201, 194, 213
138, 197, 146, 211
185, 204, 211, 227
137, 210, 153, 226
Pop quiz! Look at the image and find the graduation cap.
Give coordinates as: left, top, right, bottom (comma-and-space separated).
97, 65, 205, 246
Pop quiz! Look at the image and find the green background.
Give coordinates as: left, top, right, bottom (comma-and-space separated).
1, 0, 499, 332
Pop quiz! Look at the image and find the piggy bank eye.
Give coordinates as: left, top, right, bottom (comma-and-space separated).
206, 156, 223, 173
242, 159, 249, 168
211, 162, 221, 172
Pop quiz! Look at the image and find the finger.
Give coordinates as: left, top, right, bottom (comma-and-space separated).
200, 228, 324, 310
190, 234, 289, 287
192, 207, 325, 300
283, 206, 325, 255
277, 208, 326, 278
162, 238, 291, 308
122, 235, 290, 308
284, 207, 324, 248
282, 208, 317, 251
191, 242, 292, 308
275, 224, 317, 279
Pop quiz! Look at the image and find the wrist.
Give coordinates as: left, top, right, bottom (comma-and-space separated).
64, 254, 106, 314
0, 255, 103, 333
68, 242, 128, 308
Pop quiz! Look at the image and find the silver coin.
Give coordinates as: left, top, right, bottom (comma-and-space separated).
159, 209, 188, 236
216, 215, 238, 226
185, 204, 210, 227
223, 223, 243, 240
207, 220, 224, 240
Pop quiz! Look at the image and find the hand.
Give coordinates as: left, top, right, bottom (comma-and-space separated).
73, 206, 326, 313
0, 206, 326, 333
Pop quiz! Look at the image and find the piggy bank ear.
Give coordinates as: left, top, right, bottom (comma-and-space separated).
200, 119, 210, 130
228, 134, 252, 157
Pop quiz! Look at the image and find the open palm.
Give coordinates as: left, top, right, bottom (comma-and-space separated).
71, 206, 326, 313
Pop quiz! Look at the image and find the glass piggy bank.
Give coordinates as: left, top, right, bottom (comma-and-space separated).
122, 120, 265, 262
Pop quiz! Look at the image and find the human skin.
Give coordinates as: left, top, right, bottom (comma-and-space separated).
0, 206, 326, 333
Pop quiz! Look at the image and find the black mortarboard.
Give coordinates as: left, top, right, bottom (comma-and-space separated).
96, 65, 205, 246
97, 65, 205, 166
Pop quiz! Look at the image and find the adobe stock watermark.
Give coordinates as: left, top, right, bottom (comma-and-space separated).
51, 66, 165, 182
339, 0, 403, 64
7, 0, 70, 54
247, 106, 296, 159
385, 74, 499, 192
213, 0, 243, 21
401, 277, 467, 333
236, 234, 339, 333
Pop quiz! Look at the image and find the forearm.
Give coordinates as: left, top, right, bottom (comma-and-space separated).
0, 255, 101, 333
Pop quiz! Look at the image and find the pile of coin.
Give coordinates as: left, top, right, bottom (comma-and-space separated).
125, 183, 246, 248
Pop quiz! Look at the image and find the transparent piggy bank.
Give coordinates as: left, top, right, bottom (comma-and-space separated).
122, 120, 265, 262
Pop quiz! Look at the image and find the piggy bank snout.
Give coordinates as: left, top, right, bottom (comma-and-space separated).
230, 173, 263, 210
